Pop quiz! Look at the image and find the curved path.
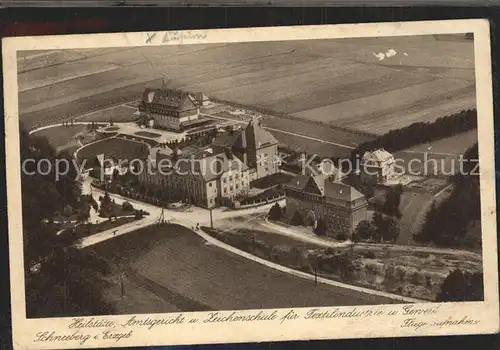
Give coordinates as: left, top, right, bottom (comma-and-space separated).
76, 178, 480, 304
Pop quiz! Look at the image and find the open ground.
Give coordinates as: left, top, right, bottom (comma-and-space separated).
19, 34, 474, 138
90, 223, 395, 313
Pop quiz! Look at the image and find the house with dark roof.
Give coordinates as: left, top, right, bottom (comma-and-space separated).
138, 144, 250, 208
138, 82, 205, 131
212, 116, 280, 180
284, 173, 368, 239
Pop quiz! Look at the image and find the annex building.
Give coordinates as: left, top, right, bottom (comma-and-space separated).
284, 172, 368, 239
212, 116, 280, 181
360, 148, 396, 184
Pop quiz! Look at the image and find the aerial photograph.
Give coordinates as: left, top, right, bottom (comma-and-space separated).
18, 33, 483, 318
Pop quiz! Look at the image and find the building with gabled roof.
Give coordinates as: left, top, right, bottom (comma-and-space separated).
212, 115, 280, 180
138, 82, 206, 131
138, 144, 250, 208
361, 148, 396, 184
284, 173, 368, 239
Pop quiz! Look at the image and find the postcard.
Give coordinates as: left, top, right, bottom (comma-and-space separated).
3, 19, 499, 349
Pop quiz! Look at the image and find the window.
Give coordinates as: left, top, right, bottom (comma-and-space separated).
230, 186, 233, 191
229, 176, 232, 181
236, 184, 239, 189
209, 182, 212, 187
235, 174, 239, 179
223, 187, 227, 193
223, 178, 227, 183
265, 167, 268, 173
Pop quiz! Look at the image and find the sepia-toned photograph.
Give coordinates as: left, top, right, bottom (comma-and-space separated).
3, 20, 499, 349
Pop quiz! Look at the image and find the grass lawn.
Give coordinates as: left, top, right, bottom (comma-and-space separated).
76, 137, 149, 169
135, 131, 161, 138
78, 105, 138, 123
250, 172, 294, 189
31, 124, 88, 149
88, 223, 393, 313
61, 217, 136, 244
401, 129, 478, 154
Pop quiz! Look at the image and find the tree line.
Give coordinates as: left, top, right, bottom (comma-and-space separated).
20, 127, 114, 317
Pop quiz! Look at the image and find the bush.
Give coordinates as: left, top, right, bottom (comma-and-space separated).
355, 220, 376, 241
314, 218, 326, 236
122, 201, 134, 211
63, 204, 73, 217
336, 233, 348, 241
437, 269, 484, 302
291, 211, 304, 226
362, 251, 376, 259
268, 203, 282, 221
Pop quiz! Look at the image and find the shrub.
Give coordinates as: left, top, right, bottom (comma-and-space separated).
268, 203, 282, 221
336, 233, 348, 241
314, 218, 326, 236
437, 269, 484, 302
362, 251, 376, 259
122, 201, 134, 211
355, 220, 377, 241
63, 204, 73, 217
291, 211, 304, 226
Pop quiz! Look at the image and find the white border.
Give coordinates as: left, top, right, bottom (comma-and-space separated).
3, 20, 499, 349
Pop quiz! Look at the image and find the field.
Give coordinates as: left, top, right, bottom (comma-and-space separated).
402, 129, 478, 154
18, 34, 475, 138
76, 137, 150, 168
31, 124, 87, 147
77, 104, 139, 123
211, 215, 482, 301
89, 223, 393, 313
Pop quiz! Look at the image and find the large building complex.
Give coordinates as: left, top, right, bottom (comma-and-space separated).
212, 116, 280, 180
138, 144, 251, 208
138, 83, 208, 131
284, 172, 368, 239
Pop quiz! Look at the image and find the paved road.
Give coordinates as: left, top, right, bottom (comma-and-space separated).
77, 177, 282, 248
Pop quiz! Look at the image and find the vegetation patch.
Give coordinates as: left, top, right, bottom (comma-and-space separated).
135, 131, 161, 138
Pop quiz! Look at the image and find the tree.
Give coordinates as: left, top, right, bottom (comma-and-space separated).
291, 211, 304, 226
20, 126, 114, 317
382, 186, 402, 218
372, 211, 384, 242
415, 200, 438, 243
436, 269, 484, 302
268, 203, 282, 221
77, 204, 91, 224
354, 220, 376, 241
383, 217, 400, 243
112, 169, 120, 183
314, 218, 326, 236
63, 204, 73, 217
